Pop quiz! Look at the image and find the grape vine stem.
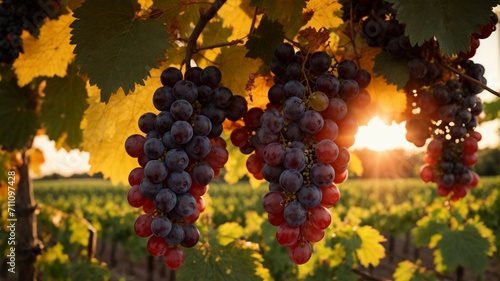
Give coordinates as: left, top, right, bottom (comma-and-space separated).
438, 62, 500, 98
184, 0, 227, 69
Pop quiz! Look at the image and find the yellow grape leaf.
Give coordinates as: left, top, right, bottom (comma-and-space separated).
358, 47, 406, 115
81, 69, 162, 185
218, 222, 245, 246
246, 75, 273, 109
138, 0, 153, 9
302, 0, 343, 31
14, 14, 75, 87
348, 151, 363, 177
393, 260, 418, 281
217, 0, 253, 41
355, 225, 386, 267
215, 46, 262, 96
224, 144, 250, 185
28, 148, 45, 176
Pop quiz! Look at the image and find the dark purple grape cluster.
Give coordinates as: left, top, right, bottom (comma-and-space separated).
124, 66, 247, 270
0, 0, 60, 63
343, 0, 491, 199
231, 43, 372, 264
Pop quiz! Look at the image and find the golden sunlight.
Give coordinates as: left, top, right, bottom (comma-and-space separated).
352, 116, 419, 151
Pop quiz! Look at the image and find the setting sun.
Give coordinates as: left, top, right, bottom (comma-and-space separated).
352, 117, 418, 151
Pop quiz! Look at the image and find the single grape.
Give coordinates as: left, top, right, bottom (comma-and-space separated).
161, 67, 183, 87
125, 134, 146, 158
283, 201, 307, 227
151, 216, 173, 238
297, 184, 322, 208
134, 214, 153, 237
309, 91, 329, 112
167, 171, 192, 194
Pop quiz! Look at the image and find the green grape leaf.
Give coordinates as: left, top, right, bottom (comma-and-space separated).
0, 79, 39, 150
245, 16, 285, 64
482, 98, 500, 121
437, 224, 490, 274
387, 0, 500, 56
41, 64, 88, 149
251, 0, 306, 38
411, 209, 449, 247
373, 51, 410, 89
333, 263, 358, 281
179, 242, 265, 281
70, 0, 171, 102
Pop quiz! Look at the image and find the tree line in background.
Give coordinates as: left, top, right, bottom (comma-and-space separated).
35, 147, 500, 181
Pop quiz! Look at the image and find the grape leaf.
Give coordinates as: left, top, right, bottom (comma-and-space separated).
437, 224, 490, 274
223, 142, 250, 184
387, 0, 500, 56
81, 67, 161, 185
302, 0, 343, 31
28, 148, 45, 176
0, 80, 39, 150
245, 16, 285, 64
153, 0, 211, 38
41, 64, 88, 149
70, 0, 171, 103
201, 20, 233, 47
246, 75, 273, 109
179, 242, 266, 281
218, 0, 254, 41
358, 47, 407, 115
13, 14, 75, 87
393, 260, 439, 281
215, 46, 262, 96
483, 99, 500, 121
355, 225, 386, 267
373, 51, 410, 89
217, 222, 245, 246
253, 0, 306, 23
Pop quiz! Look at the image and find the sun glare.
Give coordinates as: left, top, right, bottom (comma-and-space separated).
353, 117, 418, 151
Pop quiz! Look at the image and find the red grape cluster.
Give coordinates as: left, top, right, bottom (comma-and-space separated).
231, 43, 372, 264
125, 66, 247, 269
344, 0, 491, 199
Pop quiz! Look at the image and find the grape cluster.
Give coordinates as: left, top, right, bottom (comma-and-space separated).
344, 0, 491, 199
231, 43, 372, 264
125, 66, 247, 270
0, 0, 60, 63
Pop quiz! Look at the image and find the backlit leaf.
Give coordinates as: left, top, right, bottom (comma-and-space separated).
40, 64, 88, 149
14, 14, 75, 87
28, 148, 45, 176
153, 0, 211, 38
302, 0, 343, 31
218, 0, 254, 41
215, 46, 262, 96
70, 0, 171, 102
80, 67, 162, 185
